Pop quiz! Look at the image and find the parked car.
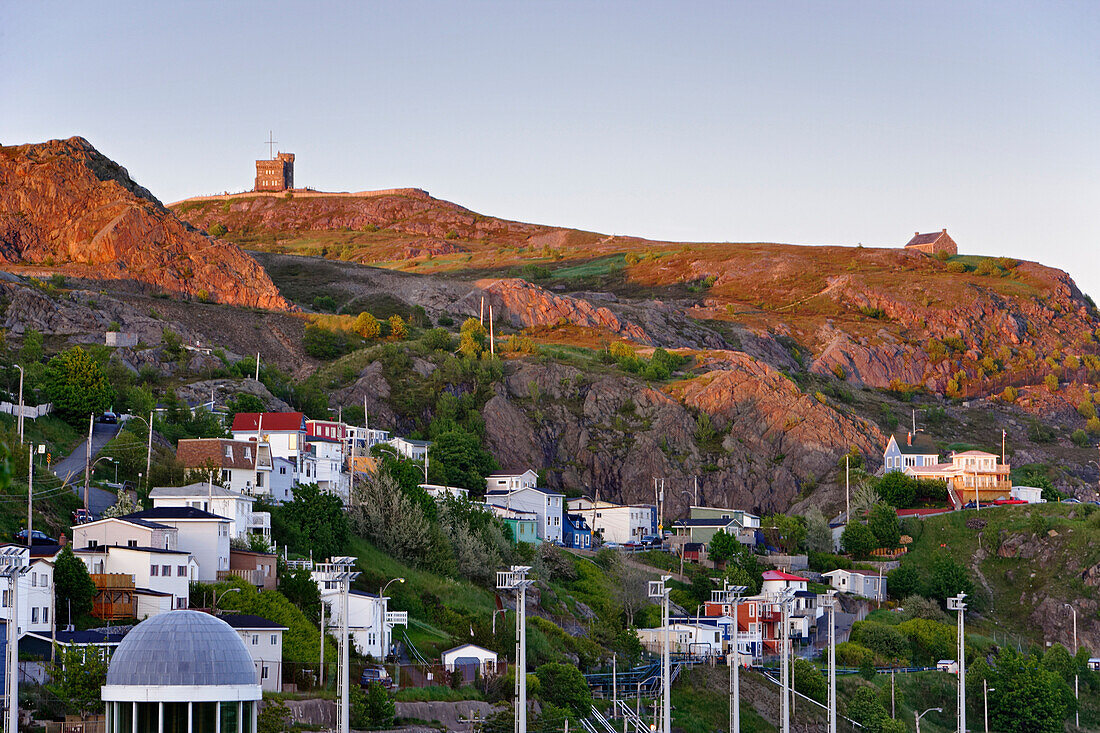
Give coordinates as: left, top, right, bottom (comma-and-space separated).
602, 542, 621, 550
72, 508, 91, 525
100, 411, 118, 424
359, 666, 394, 690
15, 529, 55, 545
1061, 498, 1082, 504
641, 534, 663, 547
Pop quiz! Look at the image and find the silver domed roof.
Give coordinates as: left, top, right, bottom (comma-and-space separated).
105, 610, 258, 687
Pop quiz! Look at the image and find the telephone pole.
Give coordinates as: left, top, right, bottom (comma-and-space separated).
649, 576, 672, 733
497, 566, 533, 733
948, 594, 968, 733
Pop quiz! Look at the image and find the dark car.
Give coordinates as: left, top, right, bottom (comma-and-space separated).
15, 529, 55, 545
72, 508, 92, 525
359, 666, 394, 690
100, 411, 118, 424
641, 534, 663, 547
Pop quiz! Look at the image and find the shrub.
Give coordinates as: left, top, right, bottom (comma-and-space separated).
208, 223, 228, 236
1044, 373, 1059, 392
946, 261, 969, 273
353, 312, 381, 339
387, 314, 408, 341
1078, 401, 1097, 420
1001, 386, 1019, 402
312, 295, 338, 313
422, 327, 454, 351
1087, 417, 1100, 435
444, 229, 460, 240
887, 565, 922, 600
835, 642, 875, 667
624, 252, 641, 265
850, 621, 909, 663
832, 363, 847, 380
302, 325, 349, 359
1072, 429, 1089, 447
841, 522, 876, 558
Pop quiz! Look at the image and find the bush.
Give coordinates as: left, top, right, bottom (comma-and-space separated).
353, 312, 381, 339
887, 565, 922, 600
1001, 386, 1019, 402
208, 223, 228, 236
1072, 428, 1089, 447
387, 314, 408, 341
841, 522, 876, 558
422, 327, 454, 351
808, 551, 851, 573
534, 663, 591, 717
312, 295, 338, 312
302, 324, 350, 359
850, 621, 909, 663
834, 641, 875, 667
1044, 373, 1059, 392
876, 472, 917, 508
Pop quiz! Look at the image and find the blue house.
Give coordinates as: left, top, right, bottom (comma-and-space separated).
563, 513, 592, 550
882, 431, 940, 473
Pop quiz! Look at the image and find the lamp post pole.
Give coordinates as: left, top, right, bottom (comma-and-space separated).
713, 582, 747, 733
324, 556, 360, 733
498, 566, 533, 733
948, 594, 968, 733
916, 707, 942, 733
648, 576, 672, 733
1065, 603, 1079, 729
983, 681, 995, 733
824, 592, 838, 733
1, 547, 30, 733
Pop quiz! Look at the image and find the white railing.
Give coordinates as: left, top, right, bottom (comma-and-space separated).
384, 611, 408, 627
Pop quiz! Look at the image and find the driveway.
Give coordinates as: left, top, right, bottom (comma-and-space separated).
52, 421, 122, 517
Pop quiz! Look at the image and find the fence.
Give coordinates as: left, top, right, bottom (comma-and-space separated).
0, 402, 52, 419
277, 660, 509, 694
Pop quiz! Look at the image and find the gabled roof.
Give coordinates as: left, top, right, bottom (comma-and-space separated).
674, 517, 738, 527
486, 486, 563, 497
176, 439, 263, 470
77, 515, 172, 531
218, 613, 289, 631
75, 545, 190, 556
443, 643, 496, 657
150, 483, 252, 501
952, 450, 997, 458
888, 432, 939, 456
231, 412, 305, 432
906, 230, 949, 247
122, 507, 231, 522
762, 570, 808, 582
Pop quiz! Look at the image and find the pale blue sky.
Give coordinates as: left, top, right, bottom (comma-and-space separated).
3, 1, 1098, 295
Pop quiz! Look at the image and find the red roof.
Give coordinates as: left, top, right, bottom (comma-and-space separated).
231, 412, 305, 432
762, 570, 808, 582
895, 507, 953, 517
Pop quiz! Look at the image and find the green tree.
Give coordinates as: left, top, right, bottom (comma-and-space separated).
868, 503, 901, 549
926, 554, 973, 606
708, 530, 741, 564
841, 522, 876, 558
257, 698, 290, 733
43, 347, 115, 425
535, 663, 592, 718
272, 483, 350, 560
1044, 373, 1059, 392
792, 657, 827, 704
46, 644, 109, 718
351, 682, 394, 728
55, 545, 97, 626
208, 223, 228, 236
762, 513, 806, 554
850, 621, 909, 663
987, 649, 1071, 733
426, 429, 498, 494
302, 324, 348, 359
875, 472, 917, 508
886, 564, 922, 600
20, 327, 44, 363
278, 566, 322, 624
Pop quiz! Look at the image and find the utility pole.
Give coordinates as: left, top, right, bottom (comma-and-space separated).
1065, 603, 1079, 729
320, 601, 325, 687
1, 547, 29, 733
612, 653, 617, 720
845, 455, 850, 522
83, 413, 93, 513
948, 593, 968, 733
497, 566, 533, 733
27, 446, 35, 547
14, 365, 24, 444
648, 576, 672, 733
145, 411, 153, 493
779, 591, 791, 733
319, 557, 359, 733
715, 582, 747, 733
255, 352, 260, 382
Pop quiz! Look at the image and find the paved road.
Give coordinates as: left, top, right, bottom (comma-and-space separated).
52, 422, 122, 517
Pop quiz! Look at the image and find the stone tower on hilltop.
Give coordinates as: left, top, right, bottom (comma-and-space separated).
255, 152, 294, 192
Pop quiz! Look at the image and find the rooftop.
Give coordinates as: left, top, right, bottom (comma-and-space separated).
150, 482, 251, 500
762, 570, 809, 582
123, 507, 232, 522
217, 613, 289, 631
230, 412, 305, 433
889, 431, 939, 455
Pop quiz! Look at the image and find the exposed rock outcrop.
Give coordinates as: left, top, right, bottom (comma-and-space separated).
0, 137, 288, 309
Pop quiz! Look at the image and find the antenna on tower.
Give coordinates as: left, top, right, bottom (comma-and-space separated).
265, 131, 278, 160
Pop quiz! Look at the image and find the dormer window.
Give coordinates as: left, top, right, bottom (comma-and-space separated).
225, 446, 233, 459
244, 448, 252, 461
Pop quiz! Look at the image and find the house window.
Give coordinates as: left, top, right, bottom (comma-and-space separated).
177, 566, 187, 576
30, 573, 36, 587
150, 565, 159, 576
1, 591, 7, 607
42, 607, 48, 623
245, 447, 252, 461
261, 666, 268, 680
270, 634, 277, 645
256, 473, 264, 488
88, 540, 99, 549
221, 469, 231, 483
252, 635, 259, 645
225, 446, 233, 459
127, 540, 138, 548
279, 467, 286, 475
177, 597, 187, 609
162, 565, 171, 576
31, 608, 38, 623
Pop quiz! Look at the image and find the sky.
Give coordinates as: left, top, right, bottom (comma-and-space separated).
3, 1, 1099, 294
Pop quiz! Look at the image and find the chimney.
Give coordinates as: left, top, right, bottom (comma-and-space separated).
58, 533, 68, 547
915, 231, 920, 237
942, 228, 947, 233
907, 432, 912, 447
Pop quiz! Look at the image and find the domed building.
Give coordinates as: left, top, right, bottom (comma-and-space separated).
102, 611, 261, 733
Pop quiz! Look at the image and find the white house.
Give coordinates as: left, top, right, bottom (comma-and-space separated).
121, 508, 231, 583
150, 482, 270, 539
231, 413, 308, 488
638, 622, 724, 656
420, 484, 470, 501
385, 437, 431, 461
305, 433, 349, 501
311, 566, 408, 660
567, 499, 657, 544
883, 432, 940, 473
442, 644, 498, 676
270, 457, 297, 503
822, 569, 886, 600
486, 470, 539, 492
0, 545, 54, 636
220, 613, 287, 692
1010, 486, 1046, 504
74, 545, 196, 616
175, 439, 273, 497
485, 486, 564, 543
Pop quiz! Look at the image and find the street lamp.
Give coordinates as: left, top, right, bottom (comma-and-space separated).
915, 707, 942, 733
212, 586, 240, 612
1064, 603, 1079, 729
491, 608, 507, 636
124, 411, 155, 492
948, 593, 968, 733
380, 576, 405, 599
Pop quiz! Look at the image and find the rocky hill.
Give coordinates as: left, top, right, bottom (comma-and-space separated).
0, 137, 288, 309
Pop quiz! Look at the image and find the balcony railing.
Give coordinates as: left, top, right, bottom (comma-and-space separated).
91, 573, 134, 590
217, 568, 264, 587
